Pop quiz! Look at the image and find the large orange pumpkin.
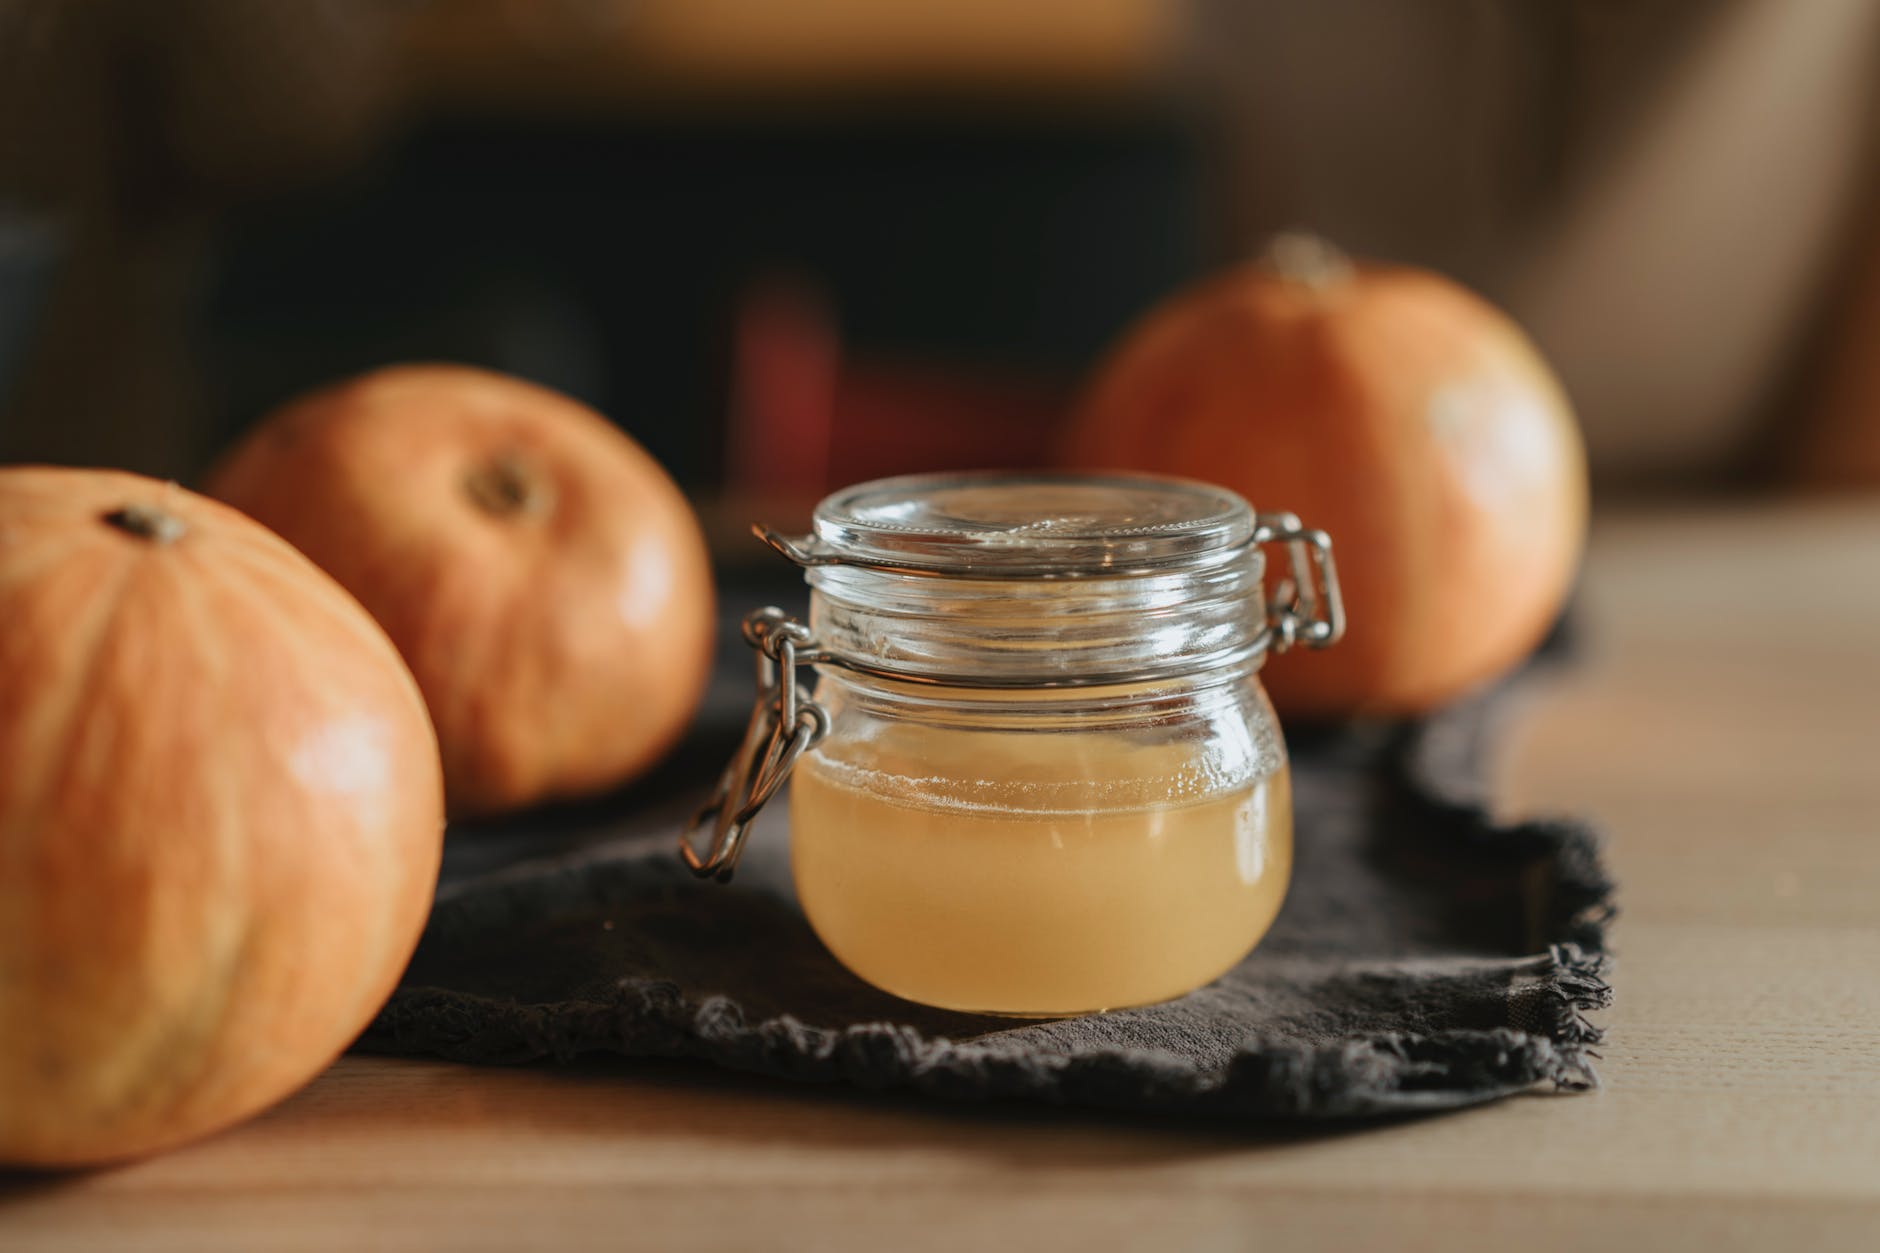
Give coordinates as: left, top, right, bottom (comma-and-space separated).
0, 467, 443, 1167
1064, 236, 1587, 718
207, 365, 716, 817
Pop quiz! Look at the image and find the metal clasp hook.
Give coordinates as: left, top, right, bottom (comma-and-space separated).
679, 608, 830, 883
1252, 512, 1345, 654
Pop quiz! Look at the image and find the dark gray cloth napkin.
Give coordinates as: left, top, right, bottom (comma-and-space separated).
358, 664, 1614, 1122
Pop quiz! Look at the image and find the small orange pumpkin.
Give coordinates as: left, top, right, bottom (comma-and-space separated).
0, 467, 443, 1166
207, 365, 717, 817
1063, 236, 1588, 718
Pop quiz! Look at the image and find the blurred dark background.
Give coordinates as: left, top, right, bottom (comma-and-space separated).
5, 0, 1880, 507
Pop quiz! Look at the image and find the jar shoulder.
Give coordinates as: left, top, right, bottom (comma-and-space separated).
802, 675, 1286, 814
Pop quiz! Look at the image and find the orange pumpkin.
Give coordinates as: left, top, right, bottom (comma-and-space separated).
1064, 236, 1587, 718
207, 365, 716, 817
0, 468, 443, 1167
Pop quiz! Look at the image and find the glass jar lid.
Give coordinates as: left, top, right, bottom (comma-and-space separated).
765, 471, 1257, 577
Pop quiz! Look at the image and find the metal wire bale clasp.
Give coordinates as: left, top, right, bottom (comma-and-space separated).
1252, 512, 1346, 654
679, 608, 830, 883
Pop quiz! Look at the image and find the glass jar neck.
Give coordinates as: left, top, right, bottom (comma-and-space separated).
804, 547, 1268, 690
811, 663, 1264, 728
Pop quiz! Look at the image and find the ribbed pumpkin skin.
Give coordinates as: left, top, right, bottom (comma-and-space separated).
0, 468, 443, 1167
1065, 259, 1587, 719
206, 364, 716, 818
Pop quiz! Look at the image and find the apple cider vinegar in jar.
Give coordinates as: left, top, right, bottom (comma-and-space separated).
682, 473, 1343, 1017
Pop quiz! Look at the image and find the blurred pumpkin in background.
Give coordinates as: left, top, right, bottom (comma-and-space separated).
208, 365, 715, 817
1063, 235, 1587, 719
0, 468, 443, 1167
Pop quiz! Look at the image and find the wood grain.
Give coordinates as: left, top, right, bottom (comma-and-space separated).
6, 499, 1880, 1251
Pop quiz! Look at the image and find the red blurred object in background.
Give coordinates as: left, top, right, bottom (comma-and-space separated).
726, 276, 1065, 496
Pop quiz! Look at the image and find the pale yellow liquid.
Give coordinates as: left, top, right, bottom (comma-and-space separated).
791, 727, 1290, 1016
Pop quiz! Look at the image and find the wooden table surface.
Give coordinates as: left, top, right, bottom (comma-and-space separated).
7, 499, 1880, 1251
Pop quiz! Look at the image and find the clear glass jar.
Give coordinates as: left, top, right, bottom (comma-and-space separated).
682, 472, 1343, 1017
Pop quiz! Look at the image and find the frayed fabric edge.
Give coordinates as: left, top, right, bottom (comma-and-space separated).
367, 978, 1602, 1120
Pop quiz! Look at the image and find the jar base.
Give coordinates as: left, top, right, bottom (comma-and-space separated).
835, 960, 1240, 1020
888, 993, 1189, 1020
857, 978, 1188, 1023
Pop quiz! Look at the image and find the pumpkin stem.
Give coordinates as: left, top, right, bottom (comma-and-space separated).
464, 453, 555, 518
103, 504, 187, 545
1261, 231, 1356, 291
